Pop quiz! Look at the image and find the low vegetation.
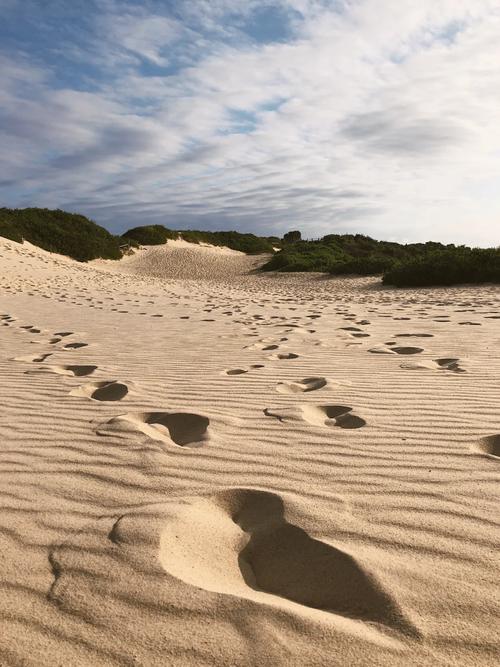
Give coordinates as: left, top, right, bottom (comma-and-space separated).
0, 208, 122, 261
1, 209, 498, 286
122, 224, 278, 254
383, 247, 500, 287
262, 234, 414, 273
262, 233, 500, 286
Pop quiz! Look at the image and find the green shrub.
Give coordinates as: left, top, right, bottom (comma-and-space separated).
0, 208, 122, 261
261, 234, 475, 281
121, 225, 178, 245
383, 247, 500, 287
179, 230, 274, 254
283, 230, 301, 244
0, 219, 23, 243
331, 255, 396, 275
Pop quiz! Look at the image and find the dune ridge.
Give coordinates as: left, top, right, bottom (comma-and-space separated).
0, 235, 499, 666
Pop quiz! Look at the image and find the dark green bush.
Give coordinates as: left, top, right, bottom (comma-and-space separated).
0, 218, 23, 243
263, 241, 345, 272
179, 230, 274, 254
383, 247, 500, 287
331, 255, 396, 275
0, 208, 122, 261
261, 234, 474, 281
121, 225, 178, 245
283, 230, 302, 244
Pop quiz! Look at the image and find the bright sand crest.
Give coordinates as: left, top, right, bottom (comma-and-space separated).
0, 237, 499, 666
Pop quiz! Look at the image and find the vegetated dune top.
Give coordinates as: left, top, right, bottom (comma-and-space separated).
97, 238, 270, 281
0, 234, 499, 667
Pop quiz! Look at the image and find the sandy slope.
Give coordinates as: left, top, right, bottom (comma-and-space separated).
0, 236, 499, 667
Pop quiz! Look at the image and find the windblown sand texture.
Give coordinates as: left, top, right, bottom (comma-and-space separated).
0, 237, 499, 666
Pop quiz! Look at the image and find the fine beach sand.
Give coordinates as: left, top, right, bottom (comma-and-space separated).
0, 236, 499, 666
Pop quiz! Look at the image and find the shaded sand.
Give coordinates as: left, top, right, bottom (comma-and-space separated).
0, 236, 499, 666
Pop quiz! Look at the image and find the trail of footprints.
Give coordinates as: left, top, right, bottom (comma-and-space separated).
3, 300, 498, 638
2, 306, 488, 451
5, 312, 211, 449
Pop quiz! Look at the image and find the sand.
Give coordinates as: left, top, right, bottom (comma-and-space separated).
0, 236, 499, 666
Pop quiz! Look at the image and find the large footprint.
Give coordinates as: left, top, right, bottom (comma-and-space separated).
156, 489, 417, 636
99, 411, 210, 447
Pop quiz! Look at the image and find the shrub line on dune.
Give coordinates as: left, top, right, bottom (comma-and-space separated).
1, 209, 498, 286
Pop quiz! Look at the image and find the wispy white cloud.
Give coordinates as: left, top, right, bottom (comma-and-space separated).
1, 0, 499, 245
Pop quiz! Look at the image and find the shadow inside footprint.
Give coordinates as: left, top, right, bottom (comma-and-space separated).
145, 412, 210, 447
226, 369, 248, 375
473, 434, 500, 459
241, 523, 389, 622
72, 381, 128, 401
435, 358, 465, 373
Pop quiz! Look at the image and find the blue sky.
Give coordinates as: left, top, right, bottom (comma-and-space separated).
1, 0, 499, 244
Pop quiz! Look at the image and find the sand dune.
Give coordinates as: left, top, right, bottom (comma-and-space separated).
0, 235, 499, 666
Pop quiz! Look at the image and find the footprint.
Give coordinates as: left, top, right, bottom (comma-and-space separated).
265, 405, 366, 429
101, 411, 210, 447
301, 405, 366, 429
157, 489, 416, 635
269, 353, 299, 360
70, 381, 128, 401
401, 358, 465, 373
27, 364, 98, 377
225, 369, 248, 375
54, 331, 73, 337
276, 377, 327, 394
472, 434, 500, 459
64, 342, 88, 350
13, 352, 53, 363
